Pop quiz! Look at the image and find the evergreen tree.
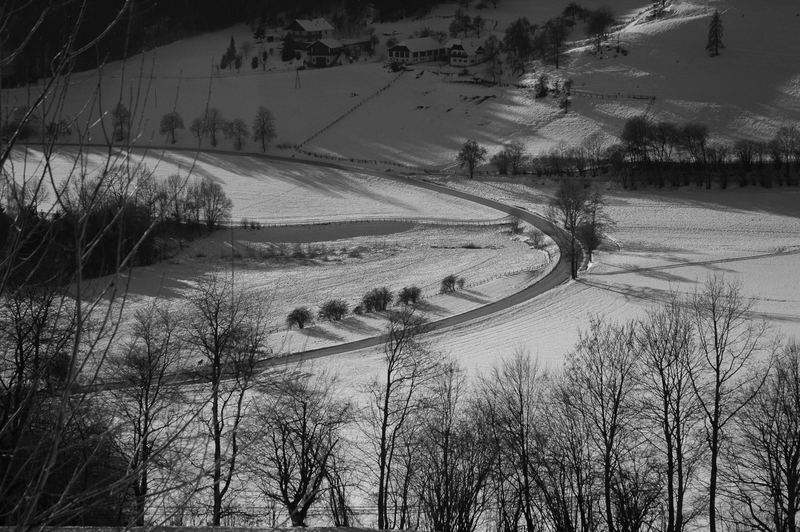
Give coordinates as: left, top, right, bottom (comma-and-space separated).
706, 10, 724, 57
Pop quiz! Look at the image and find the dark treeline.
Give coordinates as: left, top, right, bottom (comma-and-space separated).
488, 119, 800, 191
0, 0, 446, 87
0, 168, 232, 285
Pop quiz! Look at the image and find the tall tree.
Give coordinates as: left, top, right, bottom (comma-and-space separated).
367, 309, 439, 530
479, 351, 543, 532
417, 362, 494, 532
252, 107, 277, 152
185, 274, 269, 526
457, 139, 488, 179
548, 179, 589, 279
247, 370, 352, 527
728, 343, 800, 532
566, 318, 639, 532
636, 297, 703, 532
159, 111, 184, 144
706, 10, 724, 57
686, 276, 773, 532
111, 303, 190, 526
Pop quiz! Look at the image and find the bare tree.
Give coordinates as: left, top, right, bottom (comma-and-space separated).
546, 377, 602, 532
548, 179, 589, 279
185, 274, 269, 526
416, 362, 494, 532
198, 177, 232, 230
199, 108, 226, 147
252, 106, 277, 152
0, 1, 197, 527
686, 276, 773, 532
479, 351, 542, 532
636, 297, 703, 532
110, 303, 191, 525
457, 139, 488, 179
566, 318, 639, 532
726, 342, 799, 532
246, 369, 352, 527
159, 111, 184, 144
112, 102, 132, 142
224, 118, 249, 151
366, 308, 440, 530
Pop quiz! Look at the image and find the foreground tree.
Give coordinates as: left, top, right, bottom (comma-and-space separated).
417, 363, 494, 532
479, 352, 543, 532
367, 309, 440, 530
111, 303, 189, 525
728, 343, 800, 532
566, 318, 639, 532
457, 139, 488, 179
687, 277, 773, 532
247, 370, 352, 526
636, 298, 702, 532
185, 275, 269, 525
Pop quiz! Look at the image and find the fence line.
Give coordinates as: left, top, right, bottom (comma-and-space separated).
297, 69, 407, 148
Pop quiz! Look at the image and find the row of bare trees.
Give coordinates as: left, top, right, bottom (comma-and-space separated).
367, 277, 795, 532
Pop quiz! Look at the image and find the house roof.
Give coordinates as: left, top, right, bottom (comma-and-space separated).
309, 39, 344, 51
389, 37, 444, 53
292, 18, 334, 32
446, 38, 485, 55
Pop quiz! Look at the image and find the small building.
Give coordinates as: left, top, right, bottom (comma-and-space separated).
287, 18, 334, 43
387, 37, 447, 65
447, 39, 486, 67
307, 39, 345, 67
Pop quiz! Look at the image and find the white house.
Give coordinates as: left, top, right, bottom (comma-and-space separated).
287, 18, 334, 43
387, 37, 447, 65
446, 39, 486, 67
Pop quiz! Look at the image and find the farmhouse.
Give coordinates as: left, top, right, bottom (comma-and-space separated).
287, 18, 334, 43
447, 39, 486, 67
387, 37, 447, 65
307, 39, 345, 67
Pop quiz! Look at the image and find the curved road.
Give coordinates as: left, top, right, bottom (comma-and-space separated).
59, 145, 576, 385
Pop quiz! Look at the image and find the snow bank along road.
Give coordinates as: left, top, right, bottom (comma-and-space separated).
71, 146, 574, 387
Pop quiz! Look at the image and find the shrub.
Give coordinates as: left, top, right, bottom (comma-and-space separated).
353, 305, 364, 315
319, 299, 348, 321
440, 274, 466, 294
509, 216, 523, 234
398, 286, 422, 306
286, 307, 313, 329
362, 287, 393, 313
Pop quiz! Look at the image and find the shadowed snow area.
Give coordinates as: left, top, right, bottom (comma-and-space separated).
5, 1, 796, 168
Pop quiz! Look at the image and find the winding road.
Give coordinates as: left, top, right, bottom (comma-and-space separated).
59, 145, 576, 386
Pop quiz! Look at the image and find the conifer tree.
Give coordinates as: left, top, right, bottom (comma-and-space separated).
706, 10, 724, 57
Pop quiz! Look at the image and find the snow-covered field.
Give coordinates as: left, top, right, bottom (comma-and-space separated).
305, 180, 800, 392
3, 0, 799, 390
10, 148, 499, 223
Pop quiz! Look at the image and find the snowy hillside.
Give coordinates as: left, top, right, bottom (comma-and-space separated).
5, 0, 797, 167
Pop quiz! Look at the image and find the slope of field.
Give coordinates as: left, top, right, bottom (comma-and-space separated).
114, 218, 554, 356
10, 148, 500, 223
307, 181, 800, 392
6, 0, 796, 168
